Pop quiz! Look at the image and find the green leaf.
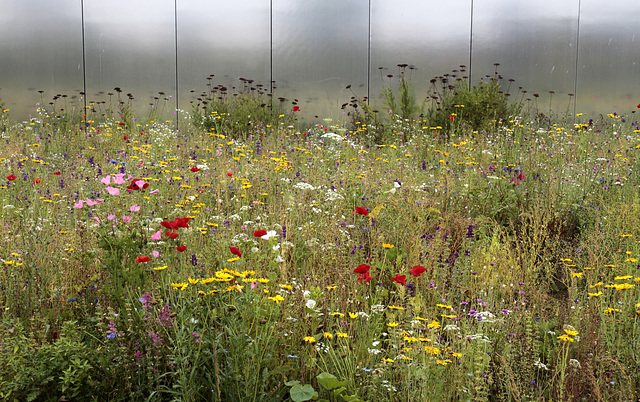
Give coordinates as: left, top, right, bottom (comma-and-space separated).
332, 386, 346, 397
285, 380, 301, 387
290, 384, 315, 402
316, 372, 347, 391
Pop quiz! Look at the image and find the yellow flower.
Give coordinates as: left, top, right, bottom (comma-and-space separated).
337, 332, 349, 338
227, 257, 240, 262
557, 334, 574, 342
427, 320, 441, 329
188, 277, 199, 284
171, 282, 188, 290
388, 305, 405, 310
589, 282, 603, 288
382, 358, 394, 363
625, 258, 638, 263
436, 304, 452, 309
436, 359, 452, 365
604, 308, 621, 314
620, 234, 633, 237
382, 243, 395, 249
560, 258, 573, 262
564, 329, 579, 336
571, 272, 584, 278
153, 265, 168, 271
268, 295, 284, 304
280, 284, 293, 291
257, 278, 269, 283
327, 285, 337, 290
303, 336, 316, 343
452, 352, 462, 358
331, 312, 345, 317
323, 332, 333, 339
614, 275, 633, 280
387, 322, 399, 328
441, 314, 457, 319
416, 316, 429, 321
588, 292, 603, 297
424, 346, 440, 355
348, 312, 358, 319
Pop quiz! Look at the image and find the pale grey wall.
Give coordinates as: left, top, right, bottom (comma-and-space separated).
1, 0, 639, 123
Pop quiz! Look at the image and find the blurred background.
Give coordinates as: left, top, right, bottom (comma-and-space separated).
1, 0, 638, 124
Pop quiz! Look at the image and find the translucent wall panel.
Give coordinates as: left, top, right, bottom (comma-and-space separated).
177, 1, 270, 117
576, 0, 640, 116
370, 0, 471, 116
472, 0, 579, 117
84, 1, 176, 124
272, 0, 369, 122
0, 0, 83, 122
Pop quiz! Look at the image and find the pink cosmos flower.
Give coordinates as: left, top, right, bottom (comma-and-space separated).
114, 173, 126, 184
73, 200, 84, 209
150, 189, 159, 194
130, 204, 141, 212
152, 250, 160, 258
151, 230, 162, 241
105, 187, 120, 195
100, 176, 111, 185
107, 214, 116, 221
122, 216, 132, 223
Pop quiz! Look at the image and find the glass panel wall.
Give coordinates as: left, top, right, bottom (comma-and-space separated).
0, 0, 84, 122
576, 0, 640, 116
272, 0, 370, 124
83, 0, 177, 126
472, 0, 580, 118
177, 1, 271, 123
370, 0, 471, 119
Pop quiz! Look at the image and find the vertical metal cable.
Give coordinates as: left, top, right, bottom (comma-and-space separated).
270, 0, 273, 94
468, 0, 474, 89
573, 0, 581, 122
81, 0, 87, 121
367, 0, 372, 104
174, 0, 179, 130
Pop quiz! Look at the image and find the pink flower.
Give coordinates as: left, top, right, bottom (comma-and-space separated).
73, 200, 84, 209
86, 199, 99, 206
93, 217, 101, 225
152, 250, 160, 258
137, 162, 144, 167
113, 174, 126, 184
151, 230, 162, 241
107, 214, 116, 221
130, 204, 141, 212
150, 189, 159, 194
100, 175, 111, 185
122, 216, 132, 223
105, 187, 120, 195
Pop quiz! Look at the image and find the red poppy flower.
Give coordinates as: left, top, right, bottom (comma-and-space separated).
358, 273, 373, 283
190, 166, 200, 172
174, 217, 192, 228
161, 220, 178, 230
166, 231, 179, 239
53, 171, 61, 175
119, 122, 125, 126
391, 274, 407, 286
227, 172, 233, 177
409, 265, 426, 277
136, 256, 150, 263
353, 206, 368, 216
6, 175, 16, 181
229, 246, 242, 257
448, 115, 455, 121
637, 104, 640, 108
123, 136, 128, 140
32, 178, 41, 185
176, 246, 186, 252
127, 179, 149, 191
254, 230, 268, 237
292, 106, 300, 112
353, 264, 370, 274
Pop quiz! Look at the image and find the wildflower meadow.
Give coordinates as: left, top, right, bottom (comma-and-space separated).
1, 72, 640, 401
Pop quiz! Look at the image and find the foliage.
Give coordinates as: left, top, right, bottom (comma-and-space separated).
0, 79, 639, 401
